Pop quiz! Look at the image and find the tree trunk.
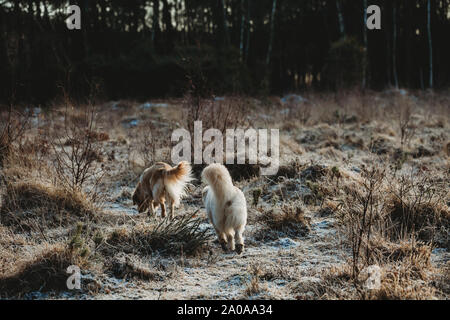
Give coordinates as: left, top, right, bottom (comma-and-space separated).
427, 0, 433, 88
151, 0, 160, 48
362, 0, 368, 89
82, 0, 90, 57
405, 2, 413, 87
213, 0, 230, 47
385, 0, 392, 87
239, 0, 245, 61
245, 0, 251, 62
392, 1, 399, 89
266, 0, 277, 66
336, 0, 345, 38
220, 0, 230, 46
162, 0, 174, 51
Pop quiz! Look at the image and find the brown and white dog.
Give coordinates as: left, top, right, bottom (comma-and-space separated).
202, 163, 247, 254
132, 161, 193, 218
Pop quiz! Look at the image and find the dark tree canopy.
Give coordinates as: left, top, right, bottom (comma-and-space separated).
0, 0, 449, 104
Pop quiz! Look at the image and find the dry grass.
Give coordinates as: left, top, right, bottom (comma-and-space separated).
256, 205, 311, 241
105, 253, 164, 281
385, 173, 449, 247
244, 264, 266, 297
0, 91, 448, 299
307, 241, 437, 300
364, 243, 435, 300
0, 180, 95, 232
333, 162, 449, 276
0, 244, 89, 298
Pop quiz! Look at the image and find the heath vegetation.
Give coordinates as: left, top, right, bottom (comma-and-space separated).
0, 90, 449, 300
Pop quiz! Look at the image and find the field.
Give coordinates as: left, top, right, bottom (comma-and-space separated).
0, 90, 449, 300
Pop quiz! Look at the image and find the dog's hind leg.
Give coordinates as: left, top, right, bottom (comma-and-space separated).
235, 226, 245, 254
148, 200, 156, 216
226, 232, 235, 251
218, 232, 228, 252
169, 200, 175, 219
160, 201, 166, 218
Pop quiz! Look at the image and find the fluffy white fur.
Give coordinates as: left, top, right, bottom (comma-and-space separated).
201, 163, 247, 254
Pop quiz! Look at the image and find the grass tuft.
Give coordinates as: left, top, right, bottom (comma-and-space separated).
0, 181, 95, 231
256, 205, 310, 241
0, 245, 88, 298
105, 213, 212, 257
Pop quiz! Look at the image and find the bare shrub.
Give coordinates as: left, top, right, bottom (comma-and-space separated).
132, 119, 170, 168
0, 108, 28, 166
394, 95, 416, 147
181, 94, 258, 181
182, 94, 252, 165
338, 165, 387, 277
183, 94, 250, 135
50, 103, 104, 198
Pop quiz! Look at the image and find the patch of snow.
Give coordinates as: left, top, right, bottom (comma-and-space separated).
112, 102, 120, 110
105, 203, 137, 215
351, 166, 361, 173
139, 102, 169, 109
281, 94, 308, 104
218, 274, 249, 287
259, 114, 273, 120
432, 248, 447, 255
297, 276, 322, 284
271, 238, 300, 249
121, 118, 139, 128
312, 220, 332, 230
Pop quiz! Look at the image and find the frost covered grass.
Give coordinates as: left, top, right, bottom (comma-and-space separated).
0, 91, 449, 299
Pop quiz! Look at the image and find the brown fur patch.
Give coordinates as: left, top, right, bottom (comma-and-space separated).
132, 161, 191, 214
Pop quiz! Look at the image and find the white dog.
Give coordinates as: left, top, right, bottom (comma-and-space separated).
201, 163, 247, 254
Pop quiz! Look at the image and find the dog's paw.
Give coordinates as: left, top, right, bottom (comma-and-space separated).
235, 244, 244, 254
219, 240, 229, 252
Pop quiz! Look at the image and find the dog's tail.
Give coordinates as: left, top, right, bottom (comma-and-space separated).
201, 163, 234, 200
164, 161, 193, 206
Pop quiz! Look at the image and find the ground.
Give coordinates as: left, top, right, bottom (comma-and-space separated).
0, 90, 449, 299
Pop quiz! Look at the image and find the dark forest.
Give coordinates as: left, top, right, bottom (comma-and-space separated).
0, 0, 449, 104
